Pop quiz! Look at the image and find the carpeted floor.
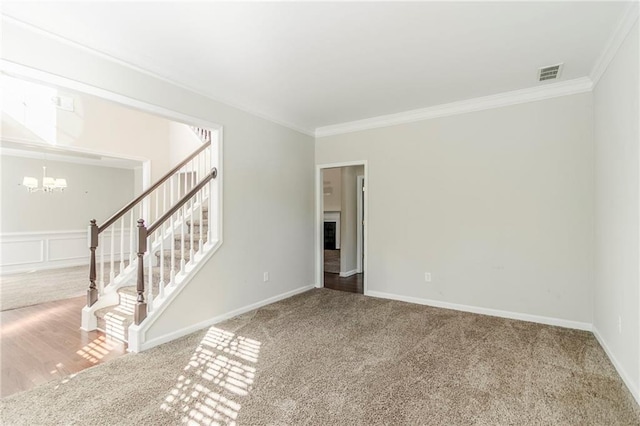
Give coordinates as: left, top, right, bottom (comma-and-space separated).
324, 249, 340, 274
0, 263, 129, 311
0, 266, 89, 311
1, 289, 639, 425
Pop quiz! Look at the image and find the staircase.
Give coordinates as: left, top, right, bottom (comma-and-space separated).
81, 127, 220, 349
94, 210, 209, 342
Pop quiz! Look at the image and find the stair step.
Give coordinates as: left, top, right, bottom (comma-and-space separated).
186, 223, 208, 234
172, 236, 204, 251
95, 304, 134, 342
92, 210, 210, 341
155, 249, 193, 262
186, 218, 208, 226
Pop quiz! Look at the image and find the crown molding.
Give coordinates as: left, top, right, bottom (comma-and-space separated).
1, 15, 315, 137
590, 2, 639, 86
315, 77, 594, 138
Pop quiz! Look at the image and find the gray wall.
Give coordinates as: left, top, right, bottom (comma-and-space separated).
1, 18, 316, 338
317, 92, 594, 324
593, 22, 639, 398
1, 155, 135, 232
340, 165, 363, 274
323, 168, 342, 212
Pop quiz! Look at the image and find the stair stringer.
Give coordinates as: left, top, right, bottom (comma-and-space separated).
127, 237, 222, 352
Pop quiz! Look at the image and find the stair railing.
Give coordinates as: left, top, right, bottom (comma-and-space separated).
191, 126, 212, 143
87, 130, 212, 308
134, 167, 217, 324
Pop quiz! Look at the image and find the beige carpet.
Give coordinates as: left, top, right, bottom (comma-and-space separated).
0, 263, 129, 311
2, 289, 639, 425
324, 249, 340, 274
0, 266, 90, 311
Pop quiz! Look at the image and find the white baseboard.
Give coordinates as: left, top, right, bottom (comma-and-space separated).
133, 284, 315, 352
366, 290, 593, 331
339, 269, 358, 278
592, 326, 640, 406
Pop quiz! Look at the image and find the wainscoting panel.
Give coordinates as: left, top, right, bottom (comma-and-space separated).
0, 239, 44, 267
0, 230, 132, 274
47, 235, 88, 262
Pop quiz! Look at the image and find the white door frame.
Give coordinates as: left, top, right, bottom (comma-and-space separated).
315, 160, 368, 294
356, 175, 364, 273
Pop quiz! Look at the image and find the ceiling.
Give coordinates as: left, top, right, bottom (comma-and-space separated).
0, 118, 143, 170
1, 2, 631, 134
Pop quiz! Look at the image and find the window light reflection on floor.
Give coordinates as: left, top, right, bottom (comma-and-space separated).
161, 326, 261, 425
75, 335, 118, 364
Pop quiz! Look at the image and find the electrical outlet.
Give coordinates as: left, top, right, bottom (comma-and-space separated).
618, 316, 622, 334
424, 272, 431, 283
263, 272, 269, 282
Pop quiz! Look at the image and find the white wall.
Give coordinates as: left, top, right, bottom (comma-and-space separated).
56, 91, 172, 181
168, 121, 203, 167
317, 92, 594, 325
339, 165, 363, 275
0, 155, 136, 272
1, 84, 173, 181
1, 155, 135, 232
1, 20, 315, 337
593, 21, 639, 400
323, 167, 342, 212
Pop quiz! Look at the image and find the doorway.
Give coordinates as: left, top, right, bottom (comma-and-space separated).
317, 162, 367, 294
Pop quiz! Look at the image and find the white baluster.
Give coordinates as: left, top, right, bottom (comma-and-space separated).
207, 163, 212, 245
170, 211, 176, 285
170, 177, 176, 285
162, 184, 167, 218
99, 233, 105, 295
178, 170, 183, 201
200, 150, 204, 182
189, 198, 195, 264
198, 190, 203, 253
191, 159, 196, 192
128, 211, 134, 265
119, 218, 125, 273
206, 146, 210, 177
154, 192, 159, 243
159, 232, 165, 299
110, 226, 115, 283
170, 174, 174, 206
147, 242, 154, 312
180, 204, 186, 273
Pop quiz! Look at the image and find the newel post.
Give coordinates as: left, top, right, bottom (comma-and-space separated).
87, 219, 99, 307
134, 219, 148, 325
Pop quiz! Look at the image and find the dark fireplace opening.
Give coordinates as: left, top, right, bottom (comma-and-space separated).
324, 222, 337, 250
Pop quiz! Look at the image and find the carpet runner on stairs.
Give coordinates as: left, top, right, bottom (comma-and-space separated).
95, 208, 209, 342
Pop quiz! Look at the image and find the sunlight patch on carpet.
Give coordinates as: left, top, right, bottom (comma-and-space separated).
161, 326, 261, 425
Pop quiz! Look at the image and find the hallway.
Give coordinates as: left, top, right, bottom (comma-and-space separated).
323, 272, 363, 294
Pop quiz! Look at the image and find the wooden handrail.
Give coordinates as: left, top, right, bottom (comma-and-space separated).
147, 168, 217, 236
98, 140, 211, 234
133, 167, 216, 324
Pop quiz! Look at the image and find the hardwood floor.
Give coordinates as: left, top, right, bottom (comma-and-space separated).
0, 296, 127, 398
324, 272, 363, 294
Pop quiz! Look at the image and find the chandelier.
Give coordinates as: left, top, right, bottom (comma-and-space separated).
22, 166, 67, 193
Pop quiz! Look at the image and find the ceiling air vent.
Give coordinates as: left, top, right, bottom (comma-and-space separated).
538, 64, 563, 82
